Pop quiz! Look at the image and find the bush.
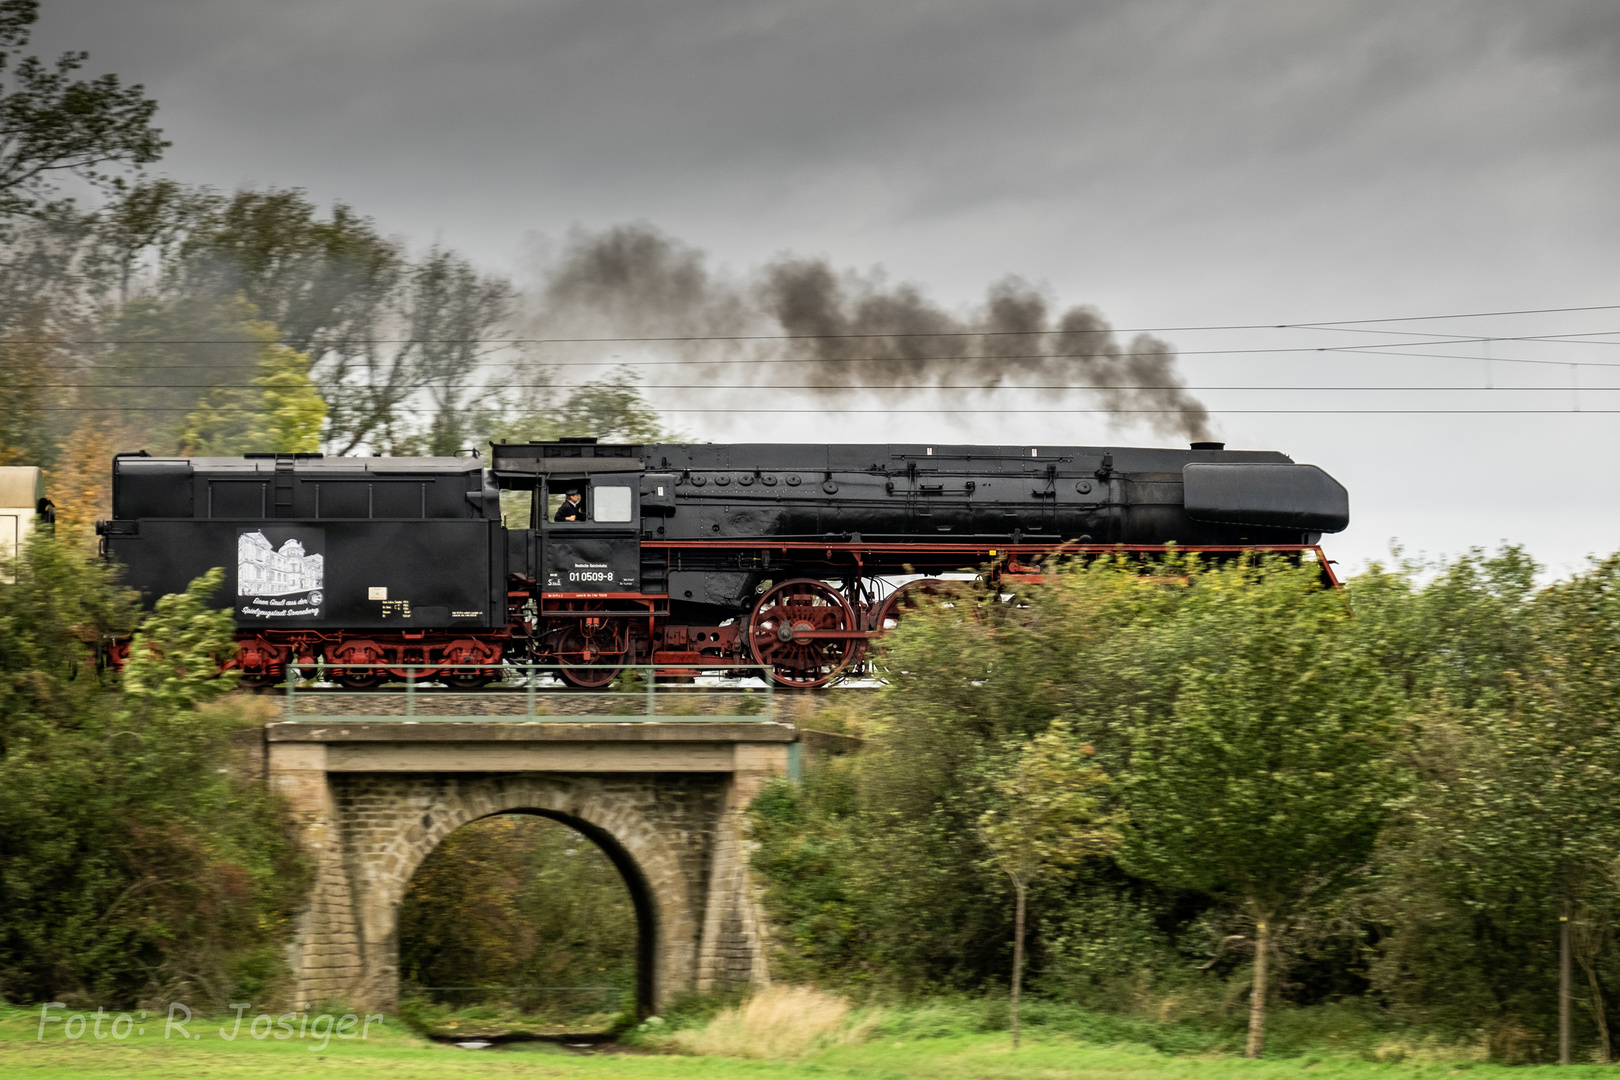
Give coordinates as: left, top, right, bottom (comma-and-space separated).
668, 985, 867, 1059
0, 538, 308, 1008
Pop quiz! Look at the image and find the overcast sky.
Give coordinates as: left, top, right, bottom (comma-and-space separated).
41, 0, 1620, 574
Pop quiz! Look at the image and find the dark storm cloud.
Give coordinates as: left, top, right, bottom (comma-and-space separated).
31, 0, 1620, 316
25, 0, 1620, 568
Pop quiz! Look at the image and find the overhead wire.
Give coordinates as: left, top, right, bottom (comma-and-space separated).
14, 383, 1620, 392
25, 332, 1620, 371
27, 407, 1620, 415
1, 302, 1618, 347
10, 301, 1618, 416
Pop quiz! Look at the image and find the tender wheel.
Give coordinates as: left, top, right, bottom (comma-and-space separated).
442, 641, 500, 690
749, 578, 858, 689
443, 673, 494, 690
334, 672, 385, 690
325, 641, 386, 690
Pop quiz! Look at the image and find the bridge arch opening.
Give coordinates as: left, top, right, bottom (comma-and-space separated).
377, 770, 715, 1024
398, 809, 653, 1024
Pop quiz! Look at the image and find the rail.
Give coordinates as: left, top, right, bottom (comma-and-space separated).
278, 663, 778, 724
411, 985, 625, 1013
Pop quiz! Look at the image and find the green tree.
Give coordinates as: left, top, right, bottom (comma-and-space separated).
87, 184, 521, 456
0, 207, 97, 468
1531, 556, 1620, 1062
179, 334, 326, 455
747, 563, 1175, 997
88, 291, 326, 455
0, 0, 165, 218
978, 719, 1122, 1047
89, 177, 214, 305
1367, 553, 1620, 1062
0, 302, 58, 463
1112, 558, 1406, 1057
750, 561, 1189, 998
489, 365, 672, 446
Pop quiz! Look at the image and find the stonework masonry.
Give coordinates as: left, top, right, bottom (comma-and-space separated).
265, 722, 793, 1014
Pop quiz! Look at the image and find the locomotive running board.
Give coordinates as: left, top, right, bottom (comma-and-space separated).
643, 542, 1340, 587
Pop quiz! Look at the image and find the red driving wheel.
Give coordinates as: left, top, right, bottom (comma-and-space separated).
555, 620, 624, 689
867, 578, 950, 633
864, 578, 950, 682
748, 579, 858, 688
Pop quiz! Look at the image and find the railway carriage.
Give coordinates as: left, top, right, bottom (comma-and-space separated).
99, 438, 1348, 688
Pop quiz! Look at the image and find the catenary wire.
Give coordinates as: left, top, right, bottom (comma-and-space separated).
13, 383, 1620, 392
3, 303, 1620, 347
11, 330, 1620, 348
28, 407, 1618, 415
25, 336, 1620, 373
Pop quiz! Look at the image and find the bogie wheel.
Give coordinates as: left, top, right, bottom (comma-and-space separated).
334, 672, 385, 690
749, 578, 858, 689
444, 673, 494, 690
325, 642, 387, 690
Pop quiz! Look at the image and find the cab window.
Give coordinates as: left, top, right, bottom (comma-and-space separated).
594, 485, 633, 523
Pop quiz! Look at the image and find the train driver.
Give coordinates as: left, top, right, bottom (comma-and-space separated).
554, 489, 586, 523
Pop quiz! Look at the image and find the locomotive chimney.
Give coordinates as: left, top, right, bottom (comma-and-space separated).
1190, 441, 1226, 451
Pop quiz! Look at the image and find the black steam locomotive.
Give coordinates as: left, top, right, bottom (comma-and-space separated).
99, 439, 1348, 688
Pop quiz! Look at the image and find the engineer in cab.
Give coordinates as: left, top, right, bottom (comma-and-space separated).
554, 489, 585, 522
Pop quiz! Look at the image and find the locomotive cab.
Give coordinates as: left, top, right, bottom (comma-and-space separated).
491, 437, 646, 596
534, 472, 642, 594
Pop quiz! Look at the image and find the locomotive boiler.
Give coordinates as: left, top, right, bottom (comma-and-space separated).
99, 439, 1348, 688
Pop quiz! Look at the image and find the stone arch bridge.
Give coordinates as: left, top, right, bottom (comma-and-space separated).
267, 717, 808, 1015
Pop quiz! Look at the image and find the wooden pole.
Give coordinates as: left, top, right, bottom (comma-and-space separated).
1246, 918, 1270, 1059
1561, 909, 1572, 1065
1011, 877, 1026, 1050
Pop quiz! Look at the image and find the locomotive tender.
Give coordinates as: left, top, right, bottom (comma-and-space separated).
100, 439, 1349, 688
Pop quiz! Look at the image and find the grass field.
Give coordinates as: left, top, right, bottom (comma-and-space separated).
1, 1002, 1613, 1080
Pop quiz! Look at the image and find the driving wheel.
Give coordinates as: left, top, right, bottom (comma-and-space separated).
554, 622, 623, 689
867, 578, 950, 633
865, 578, 949, 682
748, 578, 858, 688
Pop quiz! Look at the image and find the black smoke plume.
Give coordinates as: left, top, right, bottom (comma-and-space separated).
523, 223, 1213, 442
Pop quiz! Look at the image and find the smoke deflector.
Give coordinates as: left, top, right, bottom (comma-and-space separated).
1182, 463, 1350, 533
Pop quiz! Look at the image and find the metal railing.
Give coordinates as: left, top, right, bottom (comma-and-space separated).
279, 663, 778, 724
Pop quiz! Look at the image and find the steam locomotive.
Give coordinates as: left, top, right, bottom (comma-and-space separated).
99, 438, 1348, 688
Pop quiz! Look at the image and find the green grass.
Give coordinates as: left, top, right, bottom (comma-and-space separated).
0, 1001, 1609, 1080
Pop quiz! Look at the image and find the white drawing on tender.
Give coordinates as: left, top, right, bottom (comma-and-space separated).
238, 532, 325, 596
